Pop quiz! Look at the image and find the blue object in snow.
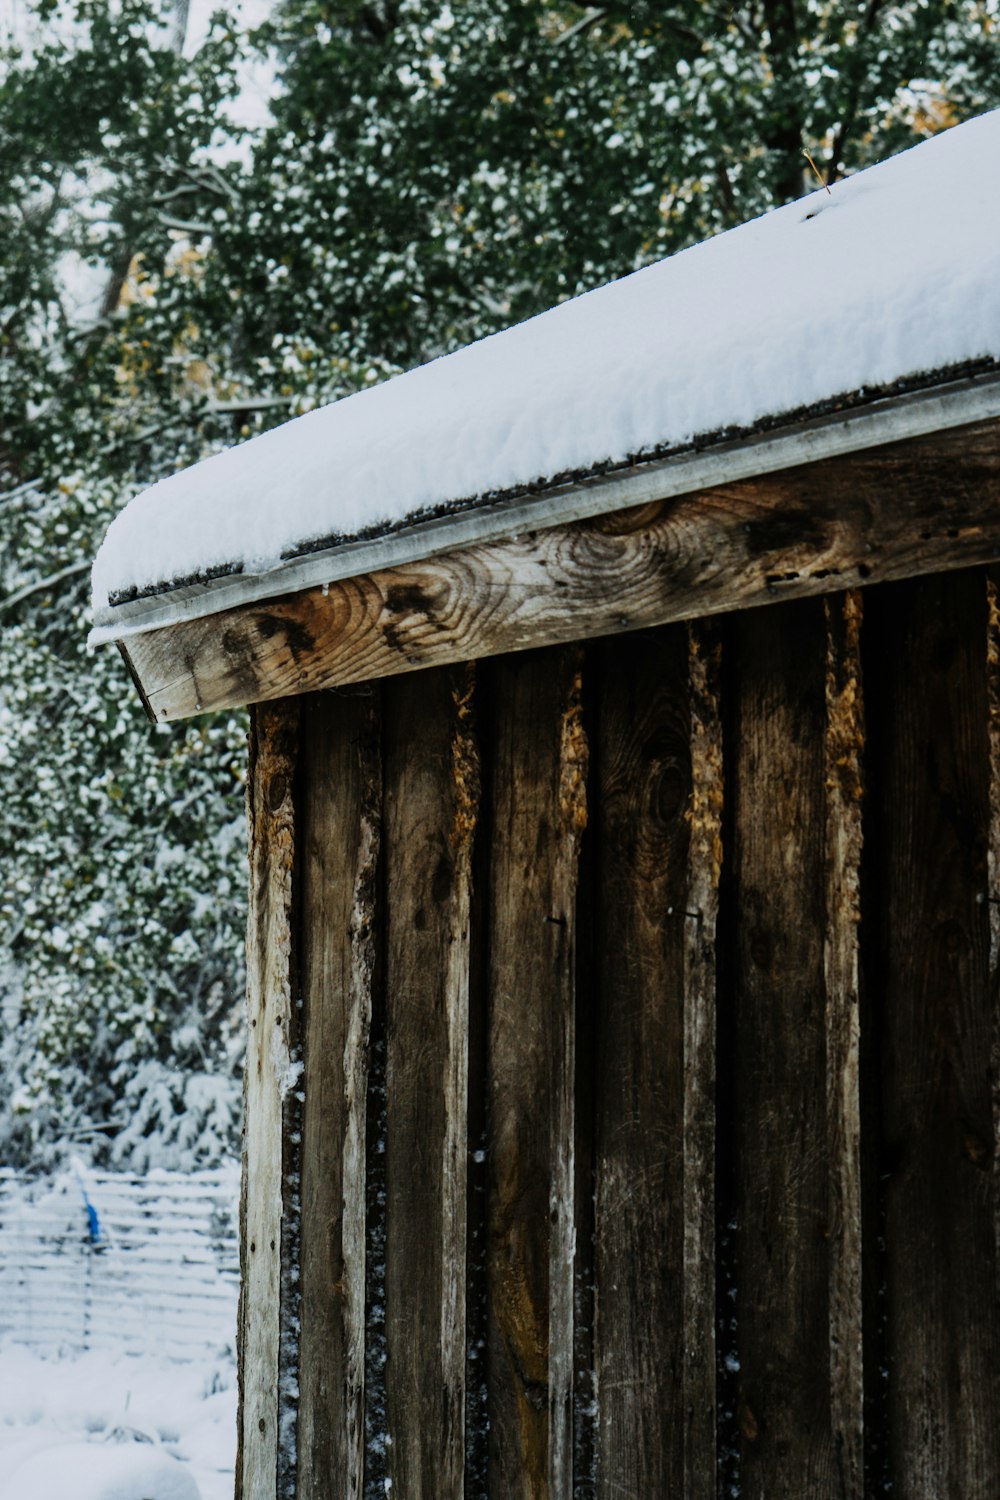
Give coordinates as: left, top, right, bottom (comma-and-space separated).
70, 1156, 105, 1249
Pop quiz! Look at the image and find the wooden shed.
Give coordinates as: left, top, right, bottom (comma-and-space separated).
92, 115, 1000, 1497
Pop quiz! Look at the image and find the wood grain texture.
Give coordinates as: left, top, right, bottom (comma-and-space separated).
239, 700, 301, 1500
382, 665, 480, 1498
871, 572, 1000, 1496
988, 573, 1000, 1284
683, 619, 723, 1499
295, 688, 381, 1500
823, 593, 865, 1499
592, 625, 692, 1497
571, 800, 598, 1500
121, 419, 1000, 721
731, 600, 835, 1497
487, 647, 587, 1499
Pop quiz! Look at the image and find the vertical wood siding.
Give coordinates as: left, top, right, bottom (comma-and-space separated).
593, 624, 719, 1500
823, 593, 865, 1499
384, 666, 479, 1498
486, 649, 585, 1499
240, 700, 301, 1500
866, 573, 1000, 1497
730, 599, 835, 1497
683, 620, 724, 1500
242, 567, 1000, 1499
295, 689, 381, 1500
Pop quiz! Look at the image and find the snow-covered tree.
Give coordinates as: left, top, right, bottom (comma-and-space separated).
0, 1, 252, 1167
2, 0, 998, 1166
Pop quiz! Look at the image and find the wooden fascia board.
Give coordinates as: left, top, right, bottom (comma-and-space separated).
120, 415, 1000, 722
94, 370, 1000, 644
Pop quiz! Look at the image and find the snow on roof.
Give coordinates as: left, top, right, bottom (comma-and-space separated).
91, 109, 1000, 640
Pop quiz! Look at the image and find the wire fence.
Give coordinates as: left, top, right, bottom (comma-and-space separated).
0, 1162, 240, 1362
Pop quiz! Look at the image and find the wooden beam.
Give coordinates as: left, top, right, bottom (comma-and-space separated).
987, 571, 1000, 1281
868, 571, 1000, 1493
730, 598, 836, 1494
683, 619, 723, 1498
593, 625, 692, 1496
592, 621, 720, 1495
121, 418, 1000, 721
238, 700, 301, 1500
382, 665, 480, 1497
295, 688, 381, 1500
486, 647, 586, 1498
823, 592, 865, 1497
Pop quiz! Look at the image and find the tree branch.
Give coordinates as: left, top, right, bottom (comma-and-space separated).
158, 213, 215, 236
0, 477, 45, 510
0, 560, 90, 618
554, 6, 607, 46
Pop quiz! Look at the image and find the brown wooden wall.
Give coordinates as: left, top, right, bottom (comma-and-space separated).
238, 566, 1000, 1500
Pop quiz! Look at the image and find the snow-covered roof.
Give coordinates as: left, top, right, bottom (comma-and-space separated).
91, 109, 1000, 644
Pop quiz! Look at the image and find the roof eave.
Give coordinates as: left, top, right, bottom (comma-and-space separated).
90, 367, 1000, 647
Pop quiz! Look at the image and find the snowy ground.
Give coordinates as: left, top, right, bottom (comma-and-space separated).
0, 1343, 236, 1500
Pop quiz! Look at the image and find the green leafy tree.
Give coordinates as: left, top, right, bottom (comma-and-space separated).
1, 0, 998, 1166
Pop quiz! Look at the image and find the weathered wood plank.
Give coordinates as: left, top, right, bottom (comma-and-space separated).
465, 784, 492, 1495
487, 647, 587, 1499
592, 625, 692, 1496
295, 688, 381, 1500
238, 700, 301, 1500
382, 665, 480, 1497
571, 805, 598, 1500
683, 619, 723, 1499
871, 571, 1000, 1496
121, 418, 1000, 720
987, 572, 1000, 1280
731, 599, 835, 1496
823, 593, 865, 1499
